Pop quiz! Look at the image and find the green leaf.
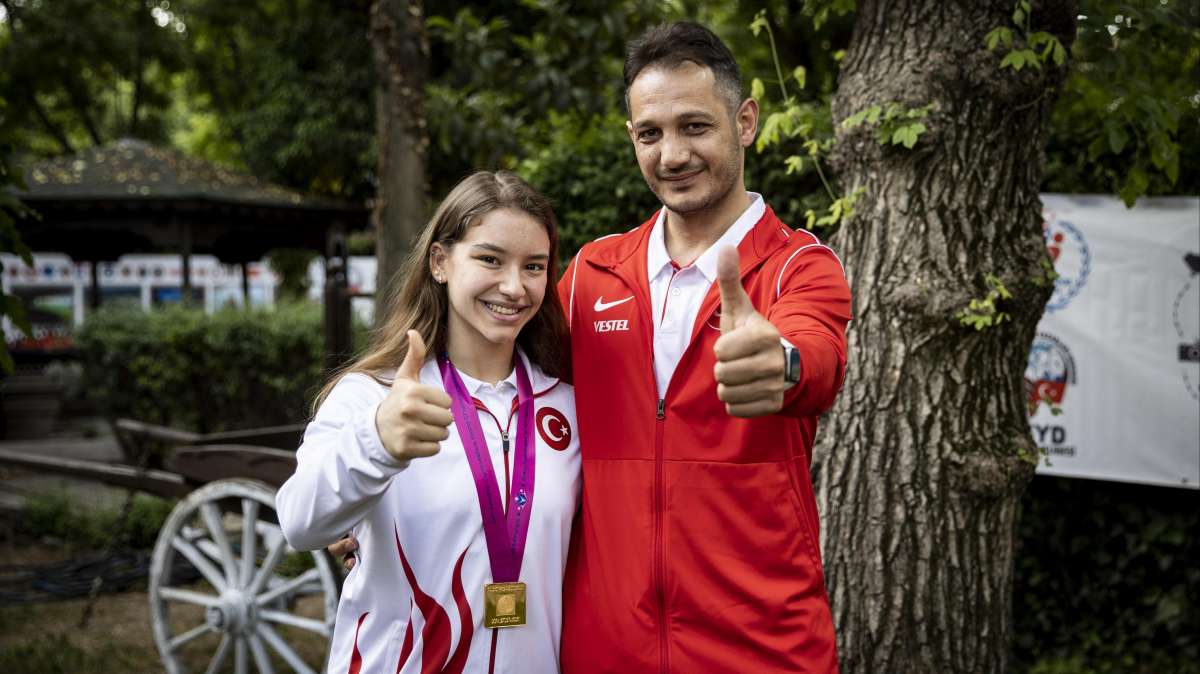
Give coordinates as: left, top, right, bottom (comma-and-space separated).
1087, 136, 1108, 161
1119, 166, 1150, 207
1000, 51, 1025, 70
985, 27, 1004, 51
842, 108, 870, 129
1013, 7, 1026, 25
804, 209, 817, 230
750, 10, 768, 37
1051, 40, 1066, 65
865, 104, 883, 124
803, 139, 821, 157
793, 66, 807, 90
1107, 123, 1129, 154
784, 155, 804, 175
751, 78, 765, 101
1021, 49, 1042, 69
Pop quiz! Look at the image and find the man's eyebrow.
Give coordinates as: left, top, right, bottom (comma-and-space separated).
632, 110, 718, 129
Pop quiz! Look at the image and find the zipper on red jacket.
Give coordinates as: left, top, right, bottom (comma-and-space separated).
654, 396, 667, 674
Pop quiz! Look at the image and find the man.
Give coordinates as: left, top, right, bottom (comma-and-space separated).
557, 21, 850, 673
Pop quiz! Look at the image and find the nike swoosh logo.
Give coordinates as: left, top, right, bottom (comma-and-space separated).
593, 295, 634, 312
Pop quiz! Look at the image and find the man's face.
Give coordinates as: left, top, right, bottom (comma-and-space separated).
626, 62, 757, 217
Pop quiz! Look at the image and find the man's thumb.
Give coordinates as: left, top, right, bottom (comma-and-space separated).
396, 330, 426, 383
716, 246, 749, 331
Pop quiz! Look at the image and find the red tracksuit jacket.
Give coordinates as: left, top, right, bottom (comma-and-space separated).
557, 205, 851, 673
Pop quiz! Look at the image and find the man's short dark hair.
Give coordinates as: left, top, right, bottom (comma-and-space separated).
624, 22, 744, 115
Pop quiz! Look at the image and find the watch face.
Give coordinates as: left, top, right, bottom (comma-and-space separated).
785, 345, 801, 383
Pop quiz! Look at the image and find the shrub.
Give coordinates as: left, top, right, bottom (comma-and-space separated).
519, 109, 658, 264
1013, 476, 1200, 674
20, 491, 173, 551
75, 302, 324, 432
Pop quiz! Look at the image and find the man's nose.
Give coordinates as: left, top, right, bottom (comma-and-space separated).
659, 133, 691, 170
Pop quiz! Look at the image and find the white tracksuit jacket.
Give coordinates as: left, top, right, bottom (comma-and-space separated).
277, 349, 580, 673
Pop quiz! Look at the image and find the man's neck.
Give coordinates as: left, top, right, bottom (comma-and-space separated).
663, 189, 752, 266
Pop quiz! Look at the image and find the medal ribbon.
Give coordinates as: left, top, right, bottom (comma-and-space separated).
437, 353, 535, 583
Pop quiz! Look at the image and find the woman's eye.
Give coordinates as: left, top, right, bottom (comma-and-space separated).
526, 263, 547, 272
477, 256, 500, 265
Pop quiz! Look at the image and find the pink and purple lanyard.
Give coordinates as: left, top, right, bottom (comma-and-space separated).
437, 353, 535, 584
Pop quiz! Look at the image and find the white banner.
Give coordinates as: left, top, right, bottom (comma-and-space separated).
1028, 195, 1200, 489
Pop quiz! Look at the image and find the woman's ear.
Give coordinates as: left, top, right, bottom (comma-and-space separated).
429, 243, 448, 284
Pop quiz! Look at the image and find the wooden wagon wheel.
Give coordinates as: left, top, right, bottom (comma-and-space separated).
149, 479, 339, 673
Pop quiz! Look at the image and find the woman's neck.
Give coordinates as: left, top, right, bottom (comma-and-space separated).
445, 337, 515, 385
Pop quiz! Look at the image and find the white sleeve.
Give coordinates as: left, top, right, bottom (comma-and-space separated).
275, 374, 408, 551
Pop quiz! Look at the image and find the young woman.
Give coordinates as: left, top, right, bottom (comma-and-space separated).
276, 171, 579, 673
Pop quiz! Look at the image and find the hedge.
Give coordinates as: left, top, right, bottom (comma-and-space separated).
75, 303, 325, 432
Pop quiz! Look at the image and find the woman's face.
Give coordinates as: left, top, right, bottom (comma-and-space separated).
431, 208, 551, 356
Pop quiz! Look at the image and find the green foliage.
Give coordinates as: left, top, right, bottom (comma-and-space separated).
0, 93, 34, 374
956, 273, 1013, 330
75, 303, 324, 432
175, 0, 376, 201
518, 109, 657, 262
748, 9, 854, 235
1043, 1, 1199, 206
0, 0, 186, 155
265, 248, 317, 302
1014, 477, 1200, 674
800, 0, 857, 30
841, 101, 934, 149
986, 1, 1068, 72
424, 0, 664, 196
20, 490, 174, 551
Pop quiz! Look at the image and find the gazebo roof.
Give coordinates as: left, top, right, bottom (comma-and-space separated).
14, 139, 368, 263
24, 138, 337, 208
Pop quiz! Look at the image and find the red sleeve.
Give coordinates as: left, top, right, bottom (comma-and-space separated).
558, 253, 579, 325
767, 246, 852, 418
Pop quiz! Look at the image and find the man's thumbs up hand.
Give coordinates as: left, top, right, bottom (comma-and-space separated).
713, 247, 788, 418
376, 330, 453, 462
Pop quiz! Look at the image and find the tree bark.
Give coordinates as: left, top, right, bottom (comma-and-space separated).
816, 2, 1076, 672
369, 0, 429, 312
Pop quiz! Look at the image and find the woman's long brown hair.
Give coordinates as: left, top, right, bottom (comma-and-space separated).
313, 171, 569, 410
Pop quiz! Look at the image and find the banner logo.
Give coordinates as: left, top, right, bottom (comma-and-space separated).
1173, 252, 1200, 401
1043, 218, 1091, 313
1025, 332, 1076, 416
536, 407, 571, 451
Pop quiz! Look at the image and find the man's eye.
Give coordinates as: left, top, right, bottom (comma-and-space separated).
638, 129, 660, 141
685, 123, 709, 133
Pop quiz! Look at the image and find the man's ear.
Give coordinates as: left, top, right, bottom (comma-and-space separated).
626, 118, 638, 144
736, 98, 759, 148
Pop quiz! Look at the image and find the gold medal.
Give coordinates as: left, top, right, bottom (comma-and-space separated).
483, 582, 527, 628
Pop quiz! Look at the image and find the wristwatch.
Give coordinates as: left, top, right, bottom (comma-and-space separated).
781, 338, 801, 388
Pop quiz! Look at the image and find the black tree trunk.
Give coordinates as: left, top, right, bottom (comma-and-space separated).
816, 2, 1076, 672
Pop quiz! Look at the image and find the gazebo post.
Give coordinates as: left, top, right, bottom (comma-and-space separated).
179, 217, 193, 305
88, 261, 102, 310
323, 225, 351, 373
240, 261, 251, 307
